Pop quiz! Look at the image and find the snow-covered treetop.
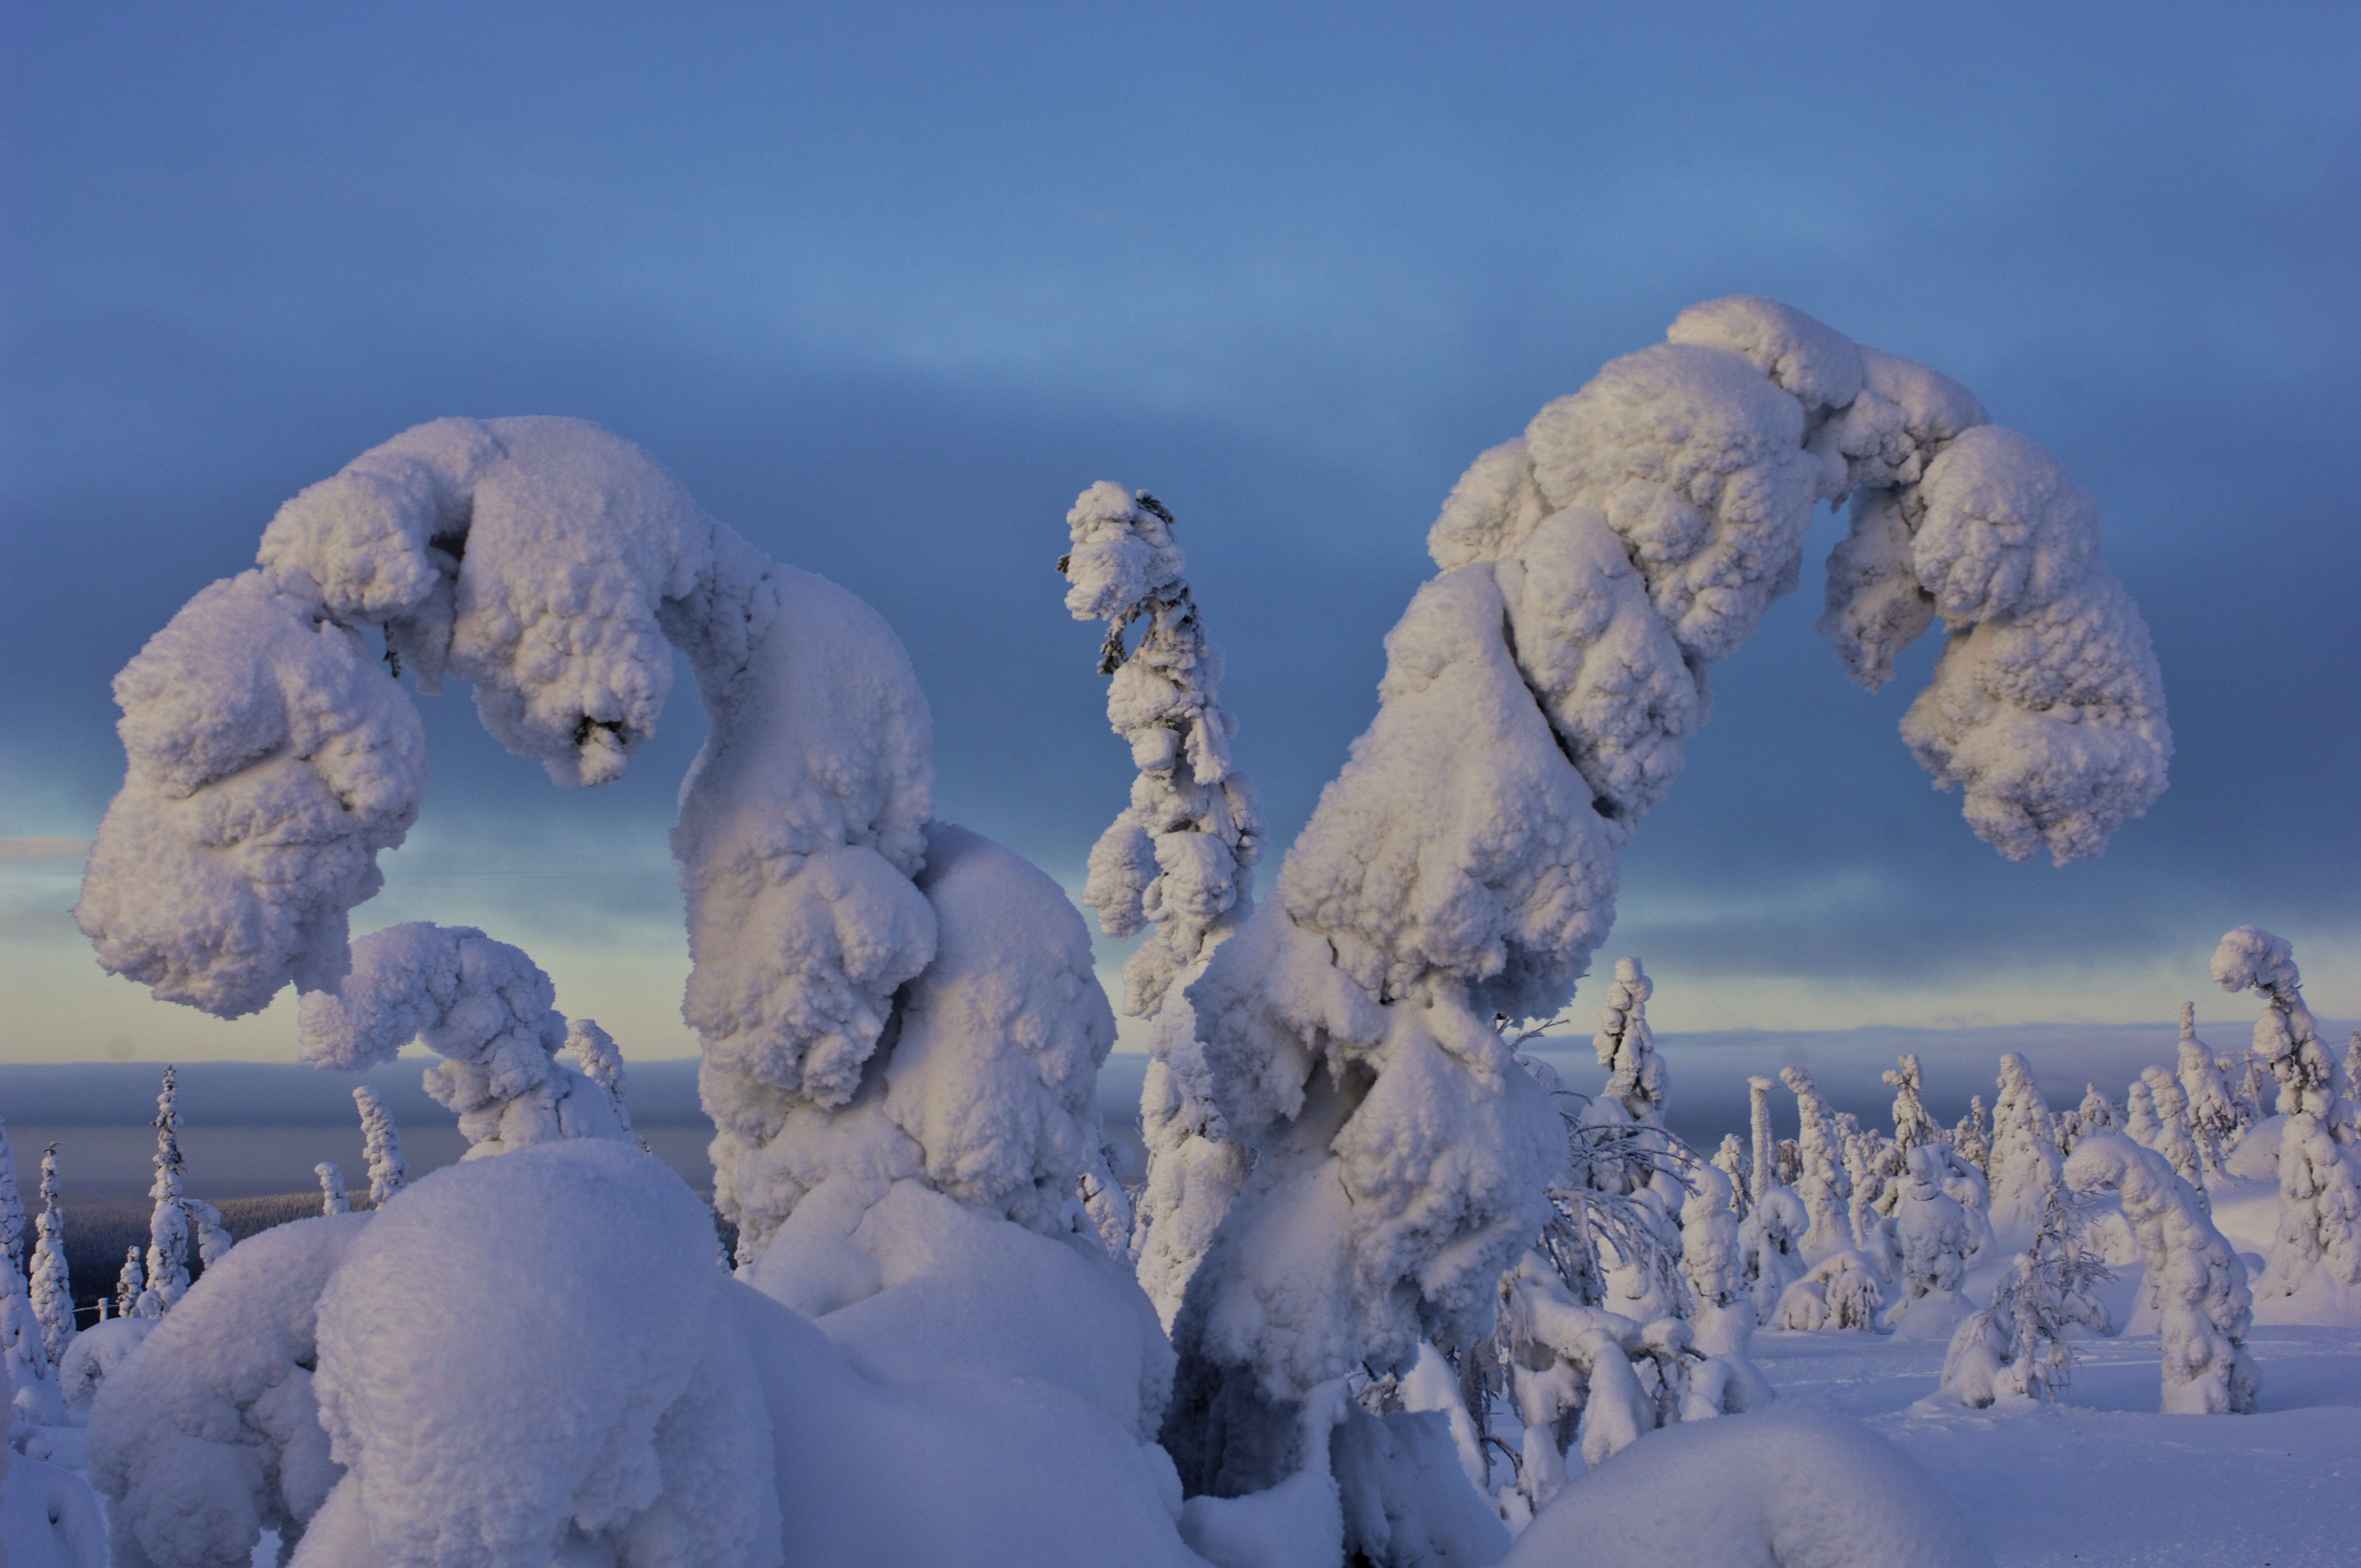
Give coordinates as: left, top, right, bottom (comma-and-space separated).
1060, 482, 1263, 1019
1886, 1054, 1938, 1151
1592, 957, 1666, 1125
2211, 925, 2343, 1119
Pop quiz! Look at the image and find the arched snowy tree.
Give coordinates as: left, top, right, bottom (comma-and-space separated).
140, 1068, 191, 1316
68, 299, 2170, 1545
353, 1085, 409, 1205
1060, 482, 1263, 1324
2064, 1135, 2257, 1413
28, 1145, 74, 1369
2211, 926, 2361, 1313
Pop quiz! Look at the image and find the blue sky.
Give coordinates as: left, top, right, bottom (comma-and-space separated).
3, 2, 2357, 1065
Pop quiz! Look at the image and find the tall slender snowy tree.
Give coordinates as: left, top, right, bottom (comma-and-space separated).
353, 1085, 410, 1205
2177, 1003, 2239, 1181
316, 1161, 350, 1216
2211, 926, 2361, 1310
28, 1145, 73, 1367
1886, 1054, 1938, 1152
140, 1066, 192, 1315
1059, 483, 1263, 1325
1954, 1096, 1991, 1172
1711, 1134, 1750, 1215
1988, 1053, 2063, 1234
116, 1247, 146, 1321
0, 1117, 22, 1279
2065, 1135, 2257, 1413
2141, 1065, 2206, 1204
1778, 1066, 1852, 1259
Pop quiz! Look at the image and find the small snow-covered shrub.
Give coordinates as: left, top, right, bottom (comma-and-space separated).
1739, 1187, 1809, 1320
1886, 1148, 1975, 1340
1774, 1250, 1885, 1332
1940, 1186, 2113, 1408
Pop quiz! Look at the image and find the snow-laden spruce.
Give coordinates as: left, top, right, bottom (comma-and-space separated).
140, 1068, 192, 1316
1987, 1052, 2063, 1234
353, 1086, 409, 1205
1886, 1054, 1938, 1152
28, 1146, 74, 1369
1939, 1186, 2113, 1408
2211, 925, 2361, 1316
2140, 1065, 2206, 1202
2064, 1134, 2259, 1413
1885, 1147, 1975, 1339
1060, 483, 1263, 1324
1780, 1066, 1852, 1260
316, 1161, 350, 1216
2177, 1004, 2239, 1181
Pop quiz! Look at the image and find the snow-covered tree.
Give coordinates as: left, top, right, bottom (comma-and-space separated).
1710, 1134, 1749, 1214
1773, 1249, 1886, 1331
1060, 482, 1263, 1325
1886, 1054, 1938, 1152
2124, 1076, 2162, 1147
1778, 1066, 1852, 1259
2228, 1050, 2272, 1130
2141, 1065, 2206, 1203
140, 1066, 192, 1315
1738, 1187, 1809, 1320
2177, 1004, 2239, 1181
1592, 957, 1666, 1124
1954, 1096, 1990, 1172
2211, 925, 2361, 1310
190, 1198, 235, 1272
67, 307, 2173, 1544
2065, 1134, 2258, 1413
1987, 1052, 2063, 1234
116, 1248, 146, 1321
0, 1216, 57, 1431
1885, 1147, 1974, 1338
28, 1145, 73, 1369
300, 923, 632, 1159
0, 1117, 23, 1277
561, 1017, 648, 1156
1680, 1164, 1751, 1355
2077, 1084, 2121, 1139
316, 1161, 350, 1216
1940, 1185, 2113, 1407
1748, 1075, 1777, 1207
353, 1085, 409, 1205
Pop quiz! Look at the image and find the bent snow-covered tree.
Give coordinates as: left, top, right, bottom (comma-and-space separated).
69, 299, 2169, 1539
1160, 296, 2169, 1495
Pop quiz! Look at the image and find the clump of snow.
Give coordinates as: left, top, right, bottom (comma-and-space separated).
1775, 1250, 1886, 1332
2064, 1134, 2258, 1413
87, 1213, 370, 1567
74, 571, 428, 1015
1500, 1408, 1992, 1568
56, 1318, 150, 1415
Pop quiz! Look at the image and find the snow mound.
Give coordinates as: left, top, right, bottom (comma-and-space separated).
1499, 1411, 1991, 1567
312, 1140, 779, 1568
0, 1449, 106, 1568
87, 1213, 371, 1568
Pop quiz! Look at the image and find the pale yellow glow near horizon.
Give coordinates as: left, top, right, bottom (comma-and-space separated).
6, 836, 2354, 1065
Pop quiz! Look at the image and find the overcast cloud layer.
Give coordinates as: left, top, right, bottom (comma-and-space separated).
3, 2, 2357, 1069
